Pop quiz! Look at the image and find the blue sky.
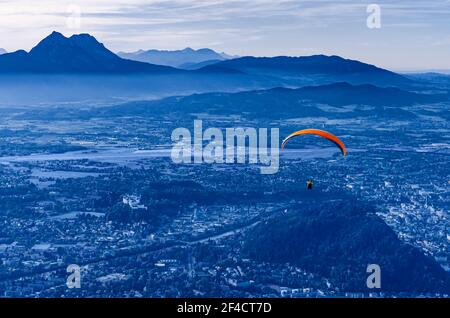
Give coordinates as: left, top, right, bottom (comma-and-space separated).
0, 0, 449, 71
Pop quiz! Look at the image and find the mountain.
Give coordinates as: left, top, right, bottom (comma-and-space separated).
178, 59, 224, 70
0, 32, 426, 103
117, 47, 233, 68
22, 81, 444, 121
0, 31, 182, 73
0, 48, 6, 55
281, 82, 443, 107
95, 82, 443, 119
243, 196, 450, 294
0, 32, 410, 84
200, 55, 411, 87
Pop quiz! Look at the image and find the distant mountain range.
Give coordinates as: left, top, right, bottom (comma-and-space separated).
0, 48, 6, 55
113, 82, 443, 118
278, 82, 442, 107
202, 55, 411, 87
0, 32, 408, 82
179, 59, 225, 70
117, 47, 235, 68
20, 82, 446, 120
0, 32, 181, 73
0, 31, 423, 103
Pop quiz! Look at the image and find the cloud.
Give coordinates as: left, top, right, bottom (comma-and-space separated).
0, 0, 449, 69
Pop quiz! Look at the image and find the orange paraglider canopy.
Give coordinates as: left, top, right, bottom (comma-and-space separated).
281, 129, 347, 156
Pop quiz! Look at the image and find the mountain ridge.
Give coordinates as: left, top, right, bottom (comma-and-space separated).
199, 55, 410, 86
0, 32, 423, 103
244, 197, 450, 294
0, 32, 408, 84
117, 47, 234, 67
18, 82, 444, 120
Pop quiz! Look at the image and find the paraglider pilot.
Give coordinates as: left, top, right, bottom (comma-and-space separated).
281, 129, 346, 192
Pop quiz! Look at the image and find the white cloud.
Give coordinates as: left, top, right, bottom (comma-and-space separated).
0, 0, 449, 69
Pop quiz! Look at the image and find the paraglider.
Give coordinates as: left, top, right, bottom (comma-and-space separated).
281, 129, 347, 156
282, 129, 347, 190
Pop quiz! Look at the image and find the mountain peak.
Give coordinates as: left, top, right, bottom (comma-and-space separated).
31, 31, 107, 53
49, 30, 65, 38
69, 33, 100, 44
33, 31, 66, 48
28, 31, 119, 65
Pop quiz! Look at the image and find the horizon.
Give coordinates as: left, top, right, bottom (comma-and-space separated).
0, 0, 449, 72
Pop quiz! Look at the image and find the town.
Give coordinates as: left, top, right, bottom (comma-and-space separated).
0, 97, 448, 297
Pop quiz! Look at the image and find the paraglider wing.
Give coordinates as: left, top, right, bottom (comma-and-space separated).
281, 129, 347, 156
